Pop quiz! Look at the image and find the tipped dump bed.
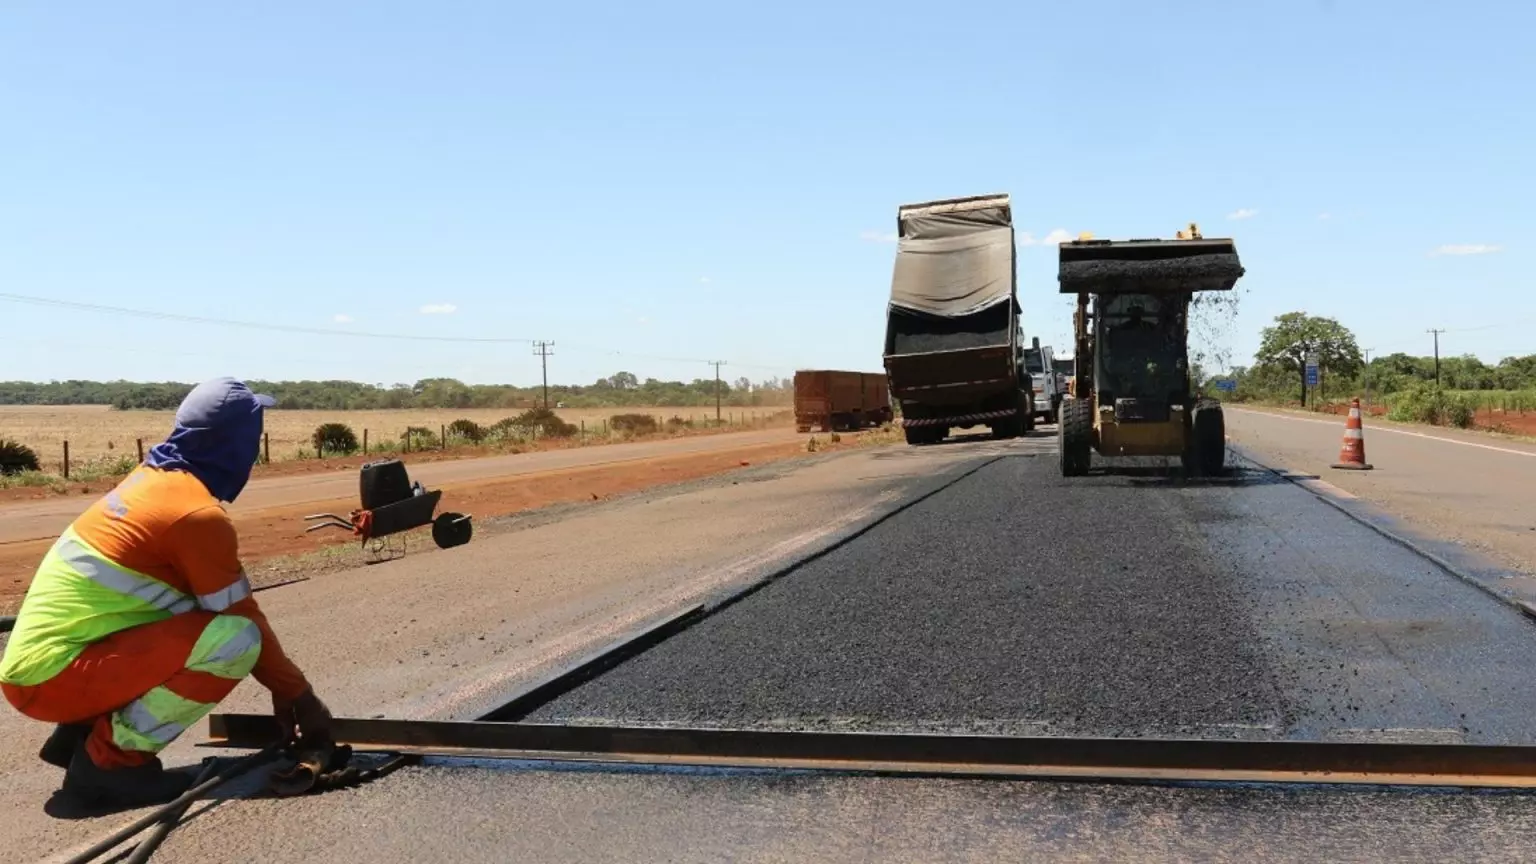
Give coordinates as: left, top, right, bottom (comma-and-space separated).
890, 193, 1016, 318
1058, 237, 1243, 295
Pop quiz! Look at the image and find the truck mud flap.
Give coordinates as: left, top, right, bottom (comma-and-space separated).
901, 408, 1017, 428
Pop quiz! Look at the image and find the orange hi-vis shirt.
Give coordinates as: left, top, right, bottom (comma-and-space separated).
0, 465, 309, 702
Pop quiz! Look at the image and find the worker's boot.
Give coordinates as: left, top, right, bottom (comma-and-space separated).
62, 746, 194, 809
38, 723, 91, 769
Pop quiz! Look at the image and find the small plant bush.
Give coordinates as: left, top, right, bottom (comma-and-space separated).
512, 407, 577, 438
0, 439, 41, 475
610, 413, 659, 435
400, 426, 439, 450
1386, 383, 1477, 429
447, 418, 485, 443
312, 423, 360, 455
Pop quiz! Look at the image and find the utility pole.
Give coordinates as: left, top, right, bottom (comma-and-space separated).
1427, 329, 1445, 387
1362, 348, 1373, 409
533, 341, 555, 409
709, 360, 727, 422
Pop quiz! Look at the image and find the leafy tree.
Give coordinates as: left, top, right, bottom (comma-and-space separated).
1254, 312, 1364, 405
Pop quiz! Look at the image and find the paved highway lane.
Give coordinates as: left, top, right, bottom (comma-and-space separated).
0, 427, 799, 545
15, 431, 1536, 862
1225, 407, 1536, 578
532, 451, 1536, 745
6, 436, 1011, 864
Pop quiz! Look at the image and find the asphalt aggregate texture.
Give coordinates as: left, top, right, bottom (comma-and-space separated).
145, 762, 1536, 863
531, 449, 1536, 743
529, 453, 1291, 737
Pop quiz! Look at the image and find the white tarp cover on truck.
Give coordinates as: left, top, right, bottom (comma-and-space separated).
889, 194, 1016, 318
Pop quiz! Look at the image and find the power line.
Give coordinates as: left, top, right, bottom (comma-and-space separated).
0, 292, 535, 344
0, 291, 802, 373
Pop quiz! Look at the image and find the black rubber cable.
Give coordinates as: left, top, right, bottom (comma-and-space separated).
118, 759, 221, 864
62, 743, 285, 864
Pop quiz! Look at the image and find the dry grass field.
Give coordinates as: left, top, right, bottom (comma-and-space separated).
1, 404, 792, 469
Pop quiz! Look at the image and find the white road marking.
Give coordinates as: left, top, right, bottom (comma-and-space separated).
1227, 408, 1536, 458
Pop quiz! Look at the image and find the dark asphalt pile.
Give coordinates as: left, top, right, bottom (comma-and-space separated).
527, 454, 1290, 737
1058, 252, 1244, 290
887, 306, 1012, 355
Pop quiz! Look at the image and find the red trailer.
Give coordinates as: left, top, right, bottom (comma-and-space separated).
794, 370, 893, 433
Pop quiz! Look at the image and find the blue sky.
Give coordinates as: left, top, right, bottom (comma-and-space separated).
2, 0, 1530, 388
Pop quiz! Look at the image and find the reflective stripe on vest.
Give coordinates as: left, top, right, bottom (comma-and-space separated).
57, 531, 196, 615
197, 572, 252, 612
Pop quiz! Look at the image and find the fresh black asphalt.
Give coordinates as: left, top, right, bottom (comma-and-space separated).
529, 449, 1536, 744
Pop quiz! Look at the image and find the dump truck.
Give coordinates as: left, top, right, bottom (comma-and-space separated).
793, 370, 892, 433
883, 193, 1033, 446
1056, 223, 1245, 476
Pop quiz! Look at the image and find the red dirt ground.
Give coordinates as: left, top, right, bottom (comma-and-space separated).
0, 435, 866, 614
0, 423, 788, 505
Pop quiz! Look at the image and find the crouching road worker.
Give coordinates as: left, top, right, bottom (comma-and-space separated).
0, 377, 332, 809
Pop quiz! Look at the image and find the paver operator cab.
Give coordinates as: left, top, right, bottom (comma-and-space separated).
883, 194, 1034, 446
1056, 223, 1245, 476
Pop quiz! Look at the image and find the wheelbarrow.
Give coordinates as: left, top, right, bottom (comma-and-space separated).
303, 459, 473, 563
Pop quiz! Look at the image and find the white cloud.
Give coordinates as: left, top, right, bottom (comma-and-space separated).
699, 276, 711, 284
332, 313, 353, 323
418, 303, 458, 315
638, 315, 650, 324
1015, 229, 1075, 247
1317, 212, 1332, 221
1227, 208, 1258, 220
859, 230, 898, 243
1431, 243, 1502, 256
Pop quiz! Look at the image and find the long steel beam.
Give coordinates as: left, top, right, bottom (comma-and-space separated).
205, 714, 1536, 788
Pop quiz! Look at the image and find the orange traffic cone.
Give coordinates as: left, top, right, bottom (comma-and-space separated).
1331, 398, 1373, 470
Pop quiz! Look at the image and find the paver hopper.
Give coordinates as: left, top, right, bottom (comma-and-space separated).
1056, 224, 1244, 476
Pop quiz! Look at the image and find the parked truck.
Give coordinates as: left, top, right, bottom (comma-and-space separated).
883, 193, 1033, 445
1053, 355, 1075, 397
793, 370, 892, 432
1021, 339, 1063, 425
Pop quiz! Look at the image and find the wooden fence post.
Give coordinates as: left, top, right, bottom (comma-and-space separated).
363, 429, 369, 454
136, 438, 144, 462
440, 424, 446, 450
263, 433, 270, 464
63, 441, 70, 479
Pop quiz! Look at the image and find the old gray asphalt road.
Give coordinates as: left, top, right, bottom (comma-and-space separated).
0, 426, 799, 544
7, 433, 1033, 864
18, 432, 1536, 862
1225, 406, 1536, 577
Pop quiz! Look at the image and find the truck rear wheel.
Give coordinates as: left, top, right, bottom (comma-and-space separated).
1059, 398, 1092, 476
904, 425, 942, 446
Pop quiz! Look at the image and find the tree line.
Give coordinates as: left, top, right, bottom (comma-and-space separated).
1209, 311, 1536, 404
0, 372, 796, 411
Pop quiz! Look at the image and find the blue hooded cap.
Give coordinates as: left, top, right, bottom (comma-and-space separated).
145, 377, 274, 503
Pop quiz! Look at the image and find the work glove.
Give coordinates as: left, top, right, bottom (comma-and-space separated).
274, 687, 334, 744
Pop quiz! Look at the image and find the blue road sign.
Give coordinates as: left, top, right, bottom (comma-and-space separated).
1215, 378, 1237, 392
1305, 364, 1320, 387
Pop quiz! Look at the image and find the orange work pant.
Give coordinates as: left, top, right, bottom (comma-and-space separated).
3, 612, 251, 768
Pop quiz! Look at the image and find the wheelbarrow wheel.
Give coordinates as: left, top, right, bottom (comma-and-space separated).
432, 512, 473, 549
